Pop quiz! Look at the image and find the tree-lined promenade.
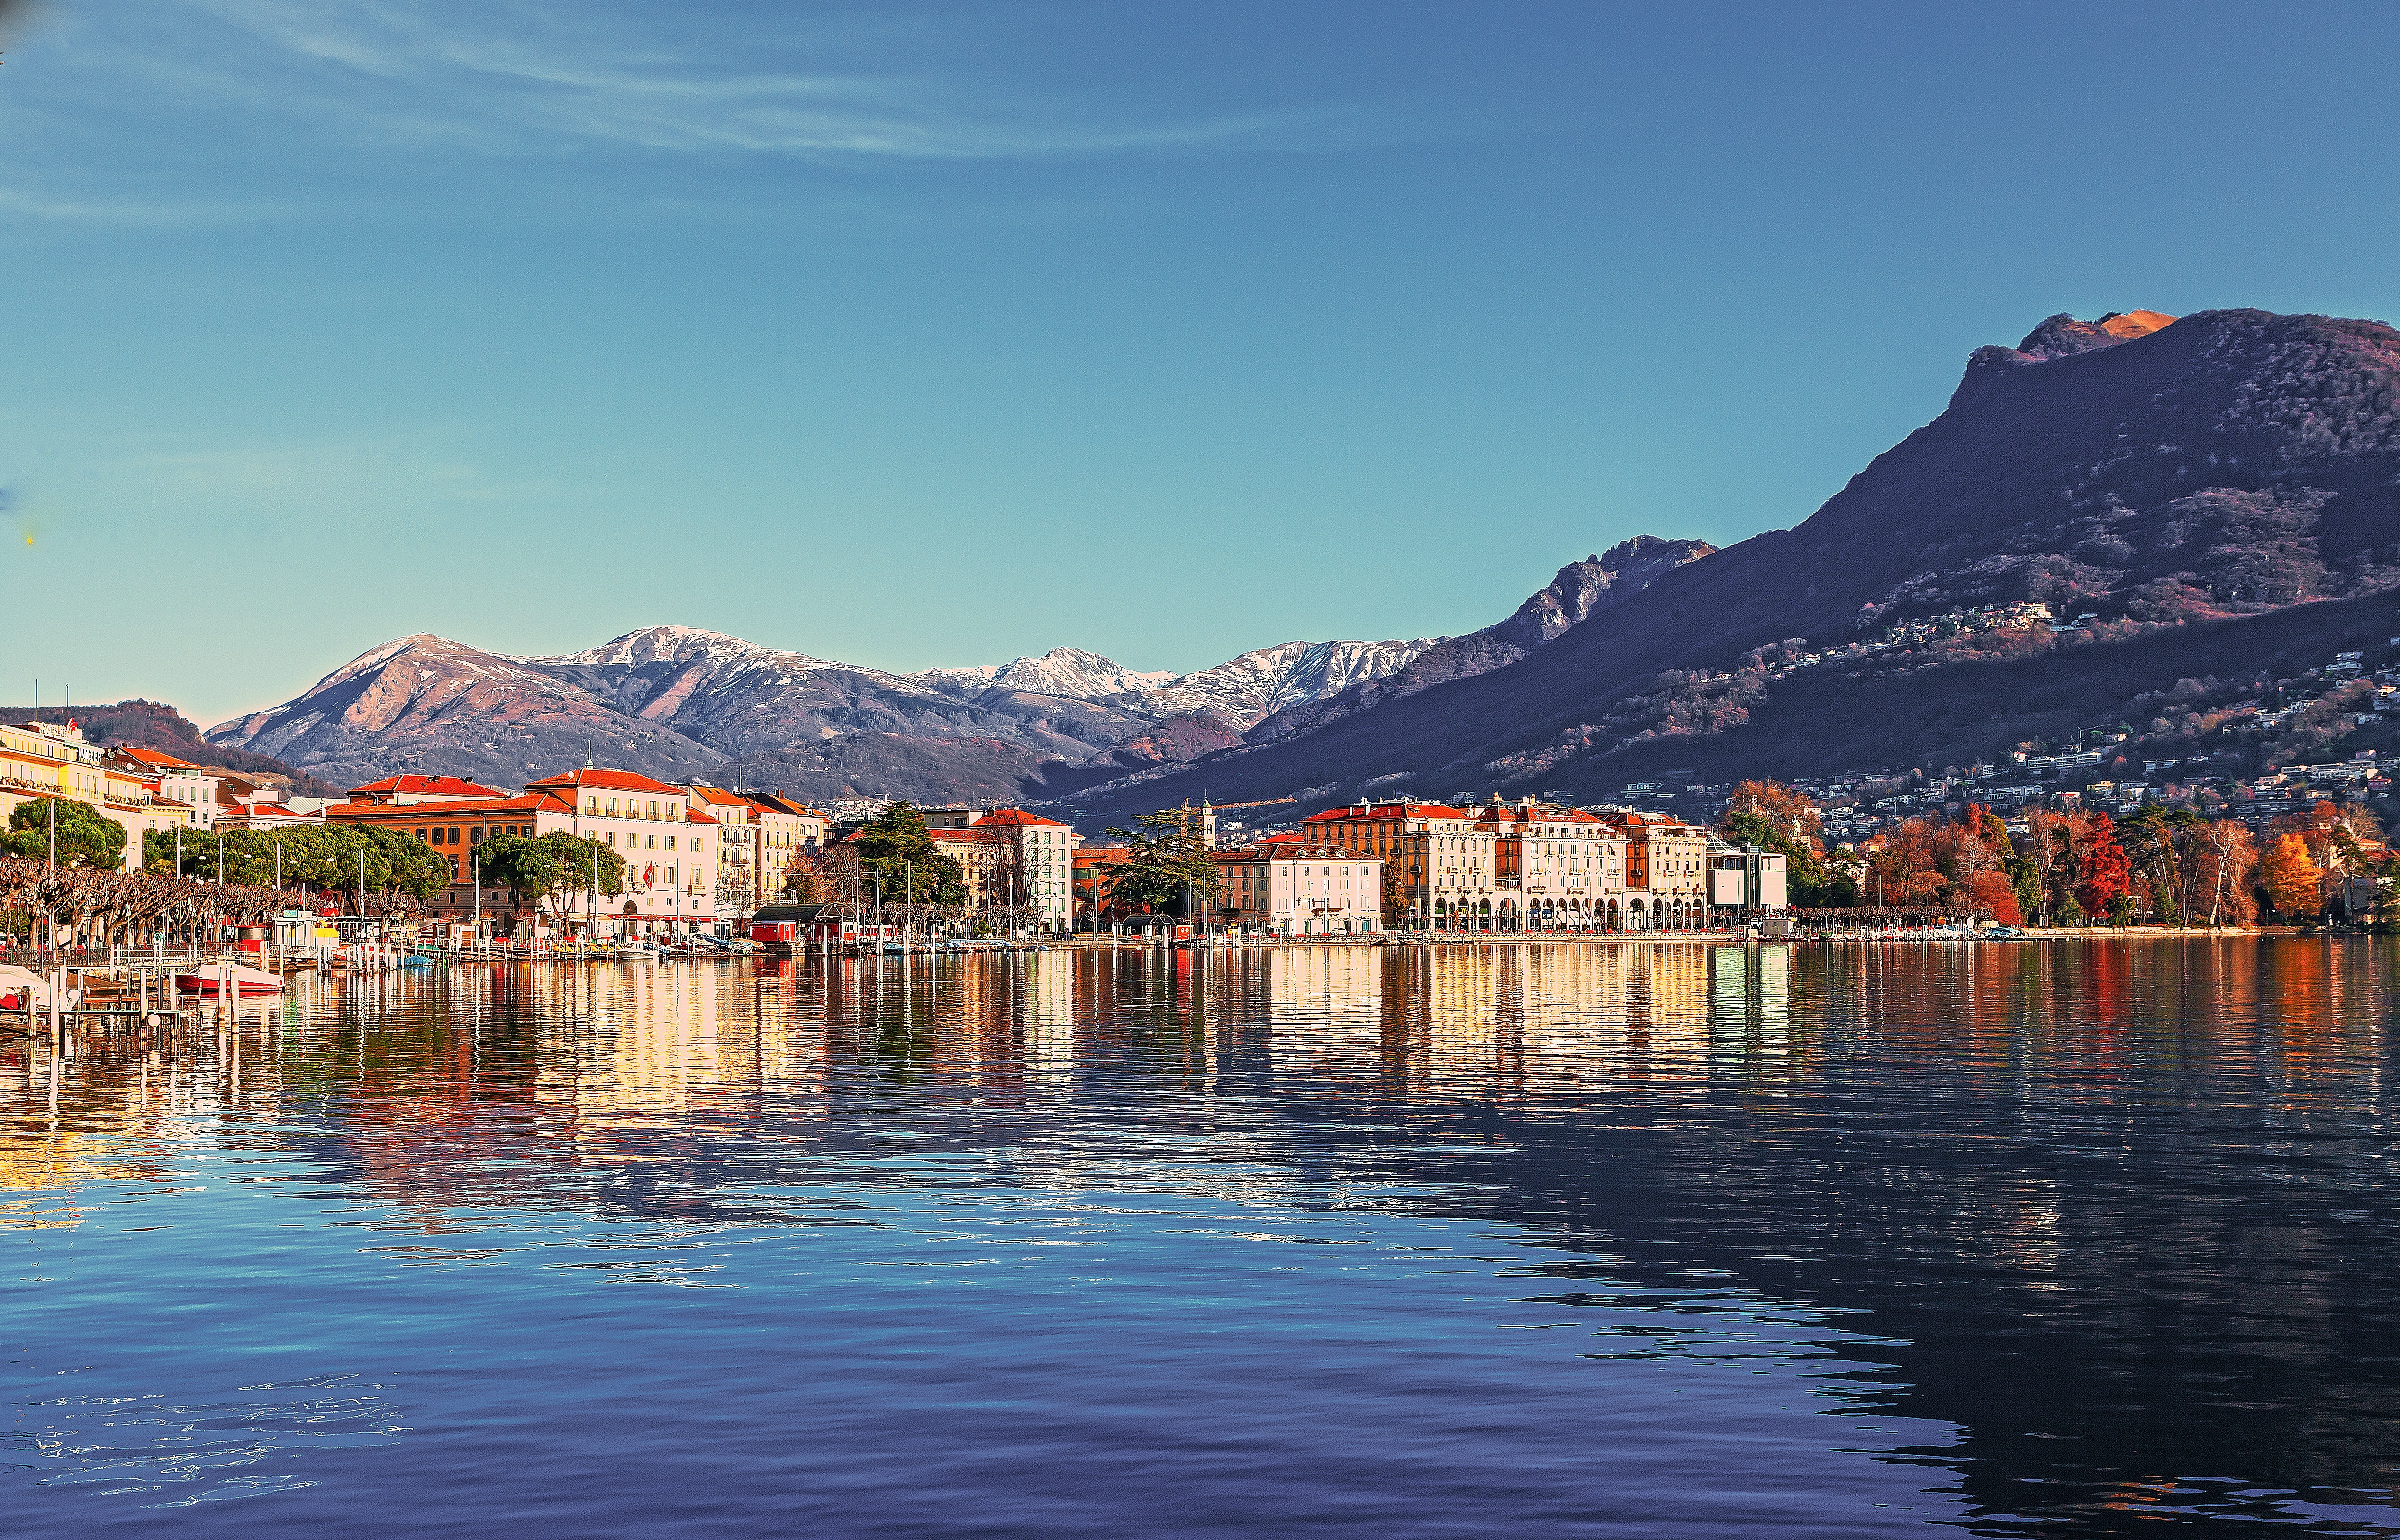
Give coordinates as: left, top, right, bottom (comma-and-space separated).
0, 820, 577, 951
0, 855, 421, 952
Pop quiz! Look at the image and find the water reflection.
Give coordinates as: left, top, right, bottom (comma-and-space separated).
6, 940, 2400, 1535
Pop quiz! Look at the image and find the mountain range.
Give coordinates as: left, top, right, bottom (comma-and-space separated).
202, 538, 1706, 805
1067, 307, 2400, 819
190, 305, 2400, 825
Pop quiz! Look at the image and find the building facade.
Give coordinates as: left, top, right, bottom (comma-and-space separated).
328, 790, 578, 932
1302, 801, 1494, 929
523, 769, 717, 933
1212, 844, 1384, 934
923, 806, 1082, 930
1475, 799, 1625, 929
1600, 811, 1713, 929
2, 722, 190, 870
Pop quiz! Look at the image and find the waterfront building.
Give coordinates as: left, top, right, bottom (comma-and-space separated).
1473, 798, 1625, 930
922, 806, 1082, 930
328, 790, 578, 931
1072, 845, 1134, 925
688, 785, 768, 922
518, 768, 720, 933
1707, 840, 1790, 916
1, 722, 190, 870
745, 793, 828, 897
1212, 843, 1383, 934
1597, 810, 1712, 929
1301, 801, 1493, 929
926, 824, 1004, 906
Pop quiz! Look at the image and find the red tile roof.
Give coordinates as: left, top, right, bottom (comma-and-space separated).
974, 808, 1069, 829
748, 793, 827, 819
347, 774, 508, 798
524, 768, 691, 796
328, 793, 575, 821
1304, 801, 1473, 824
111, 746, 198, 770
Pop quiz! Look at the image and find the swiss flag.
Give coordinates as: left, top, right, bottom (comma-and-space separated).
643, 864, 656, 887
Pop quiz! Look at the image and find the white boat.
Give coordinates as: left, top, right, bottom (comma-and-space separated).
175, 963, 286, 997
0, 964, 67, 1014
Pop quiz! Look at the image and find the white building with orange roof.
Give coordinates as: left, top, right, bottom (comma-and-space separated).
1594, 809, 1712, 930
1473, 797, 1625, 931
746, 793, 828, 899
217, 800, 326, 832
924, 806, 1082, 930
687, 784, 772, 922
522, 767, 717, 934
1303, 800, 1494, 930
1213, 841, 1383, 935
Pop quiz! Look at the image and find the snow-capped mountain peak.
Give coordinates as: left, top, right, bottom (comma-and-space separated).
913, 648, 1178, 700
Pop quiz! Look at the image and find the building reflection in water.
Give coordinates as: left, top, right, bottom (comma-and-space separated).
8, 939, 2400, 1529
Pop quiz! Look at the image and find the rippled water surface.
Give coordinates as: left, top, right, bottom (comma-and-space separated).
9, 940, 2400, 1536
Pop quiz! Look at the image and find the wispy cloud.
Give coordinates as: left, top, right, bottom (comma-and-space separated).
165, 0, 1373, 162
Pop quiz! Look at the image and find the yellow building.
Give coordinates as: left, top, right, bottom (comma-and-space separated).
0, 720, 190, 870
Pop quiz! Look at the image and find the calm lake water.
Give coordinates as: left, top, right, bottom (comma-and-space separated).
7, 940, 2400, 1536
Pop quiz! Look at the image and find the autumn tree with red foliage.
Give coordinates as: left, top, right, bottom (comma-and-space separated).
2071, 810, 2132, 920
2261, 833, 2322, 920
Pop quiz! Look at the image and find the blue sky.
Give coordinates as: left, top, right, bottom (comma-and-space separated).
5, 1, 2398, 726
